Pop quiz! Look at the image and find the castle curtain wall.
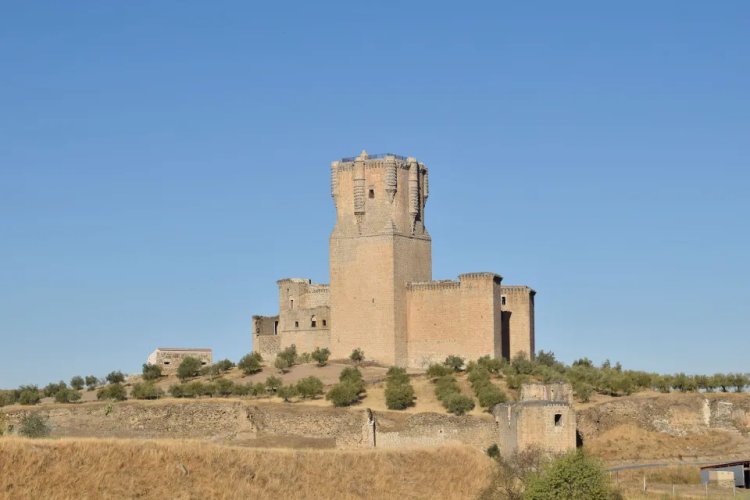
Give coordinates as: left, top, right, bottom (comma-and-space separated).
405, 273, 503, 368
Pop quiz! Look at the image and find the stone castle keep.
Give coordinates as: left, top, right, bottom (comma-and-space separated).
253, 151, 536, 368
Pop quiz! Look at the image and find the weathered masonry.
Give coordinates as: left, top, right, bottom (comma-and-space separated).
252, 150, 536, 368
147, 348, 213, 372
493, 383, 577, 458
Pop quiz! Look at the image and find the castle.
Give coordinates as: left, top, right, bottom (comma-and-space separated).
252, 151, 536, 368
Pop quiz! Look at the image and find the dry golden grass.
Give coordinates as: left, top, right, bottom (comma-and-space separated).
0, 437, 494, 500
585, 424, 739, 462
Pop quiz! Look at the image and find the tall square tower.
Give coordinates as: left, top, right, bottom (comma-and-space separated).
329, 151, 432, 366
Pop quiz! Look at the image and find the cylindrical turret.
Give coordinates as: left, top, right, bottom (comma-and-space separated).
330, 161, 339, 203
353, 151, 367, 224
385, 156, 397, 202
408, 157, 419, 234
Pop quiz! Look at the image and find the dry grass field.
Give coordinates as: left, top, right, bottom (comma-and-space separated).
0, 437, 495, 500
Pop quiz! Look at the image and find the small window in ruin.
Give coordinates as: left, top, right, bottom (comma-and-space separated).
164, 361, 170, 365
290, 299, 294, 309
322, 319, 327, 326
368, 189, 375, 199
256, 328, 260, 334
201, 361, 207, 365
501, 296, 507, 306
311, 315, 317, 328
294, 321, 299, 328
554, 414, 562, 426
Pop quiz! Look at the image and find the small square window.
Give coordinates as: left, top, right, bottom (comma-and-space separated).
501, 296, 507, 306
294, 321, 299, 328
368, 189, 375, 199
322, 320, 327, 326
554, 414, 562, 426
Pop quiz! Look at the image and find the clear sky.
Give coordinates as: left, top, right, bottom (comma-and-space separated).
1, 2, 748, 388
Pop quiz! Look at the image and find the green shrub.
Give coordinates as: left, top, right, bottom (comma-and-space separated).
277, 385, 298, 402
265, 375, 283, 393
311, 347, 331, 367
274, 355, 292, 373
70, 376, 85, 390
475, 384, 506, 409
231, 383, 251, 397
434, 375, 460, 402
18, 386, 41, 405
574, 382, 593, 403
238, 352, 263, 375
212, 378, 234, 397
19, 413, 50, 438
176, 357, 203, 382
297, 352, 312, 364
426, 363, 451, 378
476, 355, 504, 375
43, 381, 67, 398
326, 382, 361, 407
54, 388, 81, 404
385, 382, 415, 410
97, 383, 127, 401
524, 451, 619, 499
85, 375, 99, 390
444, 355, 465, 372
168, 384, 190, 398
443, 393, 475, 415
349, 348, 365, 364
278, 345, 298, 366
214, 359, 235, 372
142, 364, 163, 381
0, 390, 18, 407
339, 367, 365, 393
486, 443, 501, 460
105, 371, 126, 384
386, 366, 409, 385
296, 376, 324, 399
510, 352, 533, 375
131, 382, 164, 400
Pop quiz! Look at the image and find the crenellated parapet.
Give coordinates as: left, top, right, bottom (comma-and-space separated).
330, 150, 429, 238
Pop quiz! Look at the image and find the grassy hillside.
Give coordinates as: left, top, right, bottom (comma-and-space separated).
0, 438, 494, 499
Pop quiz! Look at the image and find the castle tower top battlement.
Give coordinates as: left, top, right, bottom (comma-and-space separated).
330, 151, 429, 239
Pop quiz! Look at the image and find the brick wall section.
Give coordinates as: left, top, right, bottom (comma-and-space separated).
376, 412, 497, 449
493, 383, 577, 458
405, 273, 503, 368
500, 286, 535, 360
252, 315, 278, 336
147, 349, 212, 373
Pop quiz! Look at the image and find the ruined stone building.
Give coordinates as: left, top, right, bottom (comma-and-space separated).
253, 151, 536, 368
147, 347, 212, 372
493, 383, 577, 458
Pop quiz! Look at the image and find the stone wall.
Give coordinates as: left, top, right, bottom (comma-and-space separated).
500, 286, 535, 360
1, 401, 498, 451
405, 273, 503, 368
494, 401, 576, 457
252, 315, 278, 336
147, 349, 212, 373
376, 412, 496, 449
520, 382, 572, 403
493, 383, 577, 458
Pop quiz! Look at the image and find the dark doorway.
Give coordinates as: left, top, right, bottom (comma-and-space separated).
501, 311, 511, 360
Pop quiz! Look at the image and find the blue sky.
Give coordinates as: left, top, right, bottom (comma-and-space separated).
1, 2, 748, 387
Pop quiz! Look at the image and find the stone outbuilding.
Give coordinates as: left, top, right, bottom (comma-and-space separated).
147, 347, 212, 372
493, 383, 577, 458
